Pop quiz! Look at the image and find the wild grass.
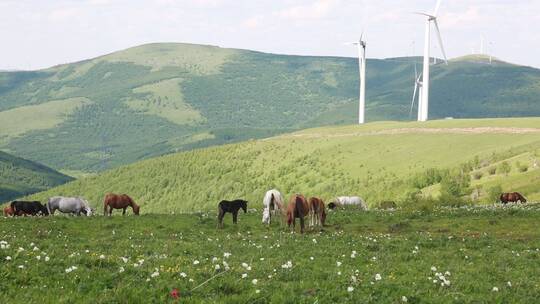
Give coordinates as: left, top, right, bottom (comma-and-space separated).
1, 205, 539, 303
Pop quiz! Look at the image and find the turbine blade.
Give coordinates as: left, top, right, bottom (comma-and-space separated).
433, 19, 448, 64
414, 62, 418, 78
433, 0, 442, 17
413, 12, 434, 18
410, 83, 419, 119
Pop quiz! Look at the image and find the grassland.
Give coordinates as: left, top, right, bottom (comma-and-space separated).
1, 205, 539, 303
22, 118, 540, 212
1, 43, 540, 173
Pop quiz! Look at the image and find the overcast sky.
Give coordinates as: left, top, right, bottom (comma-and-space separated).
1, 0, 539, 70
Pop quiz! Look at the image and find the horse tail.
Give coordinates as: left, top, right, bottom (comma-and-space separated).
103, 196, 109, 215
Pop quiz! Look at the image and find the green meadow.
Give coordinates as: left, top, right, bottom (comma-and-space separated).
1, 205, 539, 303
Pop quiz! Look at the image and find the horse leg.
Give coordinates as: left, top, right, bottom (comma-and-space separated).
233, 211, 238, 225
300, 216, 305, 234
122, 207, 127, 216
108, 206, 113, 216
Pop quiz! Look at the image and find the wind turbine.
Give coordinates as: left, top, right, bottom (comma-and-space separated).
348, 34, 367, 124
415, 0, 448, 122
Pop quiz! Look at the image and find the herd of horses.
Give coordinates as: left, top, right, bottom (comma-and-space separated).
1, 189, 529, 234
3, 194, 139, 217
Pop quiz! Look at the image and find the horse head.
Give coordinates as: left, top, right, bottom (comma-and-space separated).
133, 204, 140, 215
241, 200, 248, 213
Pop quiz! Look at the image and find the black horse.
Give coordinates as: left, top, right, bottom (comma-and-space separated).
11, 201, 49, 216
217, 199, 248, 228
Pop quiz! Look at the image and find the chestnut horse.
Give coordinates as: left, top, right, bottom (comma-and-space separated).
104, 194, 140, 216
287, 194, 309, 233
308, 197, 326, 228
500, 192, 527, 204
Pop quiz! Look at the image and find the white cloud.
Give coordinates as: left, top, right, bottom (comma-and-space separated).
278, 0, 341, 20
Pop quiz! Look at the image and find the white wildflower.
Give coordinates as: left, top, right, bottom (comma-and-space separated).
375, 273, 382, 281
336, 261, 342, 267
431, 266, 437, 272
121, 257, 129, 263
119, 267, 125, 273
223, 252, 232, 258
44, 256, 50, 262
5, 256, 12, 261
252, 279, 258, 285
492, 287, 499, 292
402, 296, 408, 302
347, 286, 354, 292
215, 264, 221, 270
193, 260, 200, 265
242, 273, 248, 279
180, 272, 187, 278
99, 254, 105, 259
151, 271, 159, 278
507, 281, 512, 287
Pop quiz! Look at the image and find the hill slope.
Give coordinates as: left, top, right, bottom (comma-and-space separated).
1, 43, 540, 172
0, 151, 73, 203
28, 118, 540, 213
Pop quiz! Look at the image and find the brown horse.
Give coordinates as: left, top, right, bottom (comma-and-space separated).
500, 192, 527, 204
308, 197, 326, 228
104, 194, 140, 216
3, 206, 14, 217
287, 194, 310, 233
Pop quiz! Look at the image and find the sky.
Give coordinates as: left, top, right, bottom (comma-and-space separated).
1, 0, 540, 70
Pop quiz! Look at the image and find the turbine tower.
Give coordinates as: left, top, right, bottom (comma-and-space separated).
349, 34, 367, 124
416, 0, 448, 122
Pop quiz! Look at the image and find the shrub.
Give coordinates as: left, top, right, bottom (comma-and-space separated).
518, 164, 529, 173
498, 161, 511, 176
473, 171, 483, 180
488, 167, 497, 175
486, 185, 503, 204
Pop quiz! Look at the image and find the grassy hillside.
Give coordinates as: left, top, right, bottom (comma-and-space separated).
0, 151, 73, 203
26, 118, 540, 213
1, 43, 540, 172
1, 206, 540, 303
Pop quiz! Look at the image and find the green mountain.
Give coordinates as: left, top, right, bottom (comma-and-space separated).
1, 43, 540, 172
28, 118, 540, 213
0, 150, 73, 203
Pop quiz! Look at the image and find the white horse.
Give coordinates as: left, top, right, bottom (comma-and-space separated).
262, 189, 284, 225
329, 196, 368, 210
47, 196, 93, 216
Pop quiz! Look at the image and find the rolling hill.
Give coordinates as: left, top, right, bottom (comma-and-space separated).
1, 43, 540, 173
26, 118, 540, 213
0, 151, 73, 203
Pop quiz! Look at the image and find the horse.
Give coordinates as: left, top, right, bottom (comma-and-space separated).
10, 201, 49, 216
262, 189, 285, 225
328, 196, 368, 210
308, 197, 326, 228
287, 194, 309, 234
217, 199, 248, 228
500, 192, 527, 204
47, 197, 92, 216
103, 194, 140, 216
3, 206, 14, 217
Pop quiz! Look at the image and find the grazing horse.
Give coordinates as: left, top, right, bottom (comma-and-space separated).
10, 201, 49, 216
262, 189, 285, 225
328, 196, 368, 210
287, 194, 310, 234
308, 197, 326, 228
217, 199, 248, 228
500, 192, 527, 204
103, 194, 140, 216
47, 197, 92, 216
3, 206, 14, 217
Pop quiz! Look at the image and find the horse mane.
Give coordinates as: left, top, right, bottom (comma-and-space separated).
124, 194, 138, 207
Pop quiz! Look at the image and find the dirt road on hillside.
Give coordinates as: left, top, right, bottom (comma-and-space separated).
273, 127, 540, 140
